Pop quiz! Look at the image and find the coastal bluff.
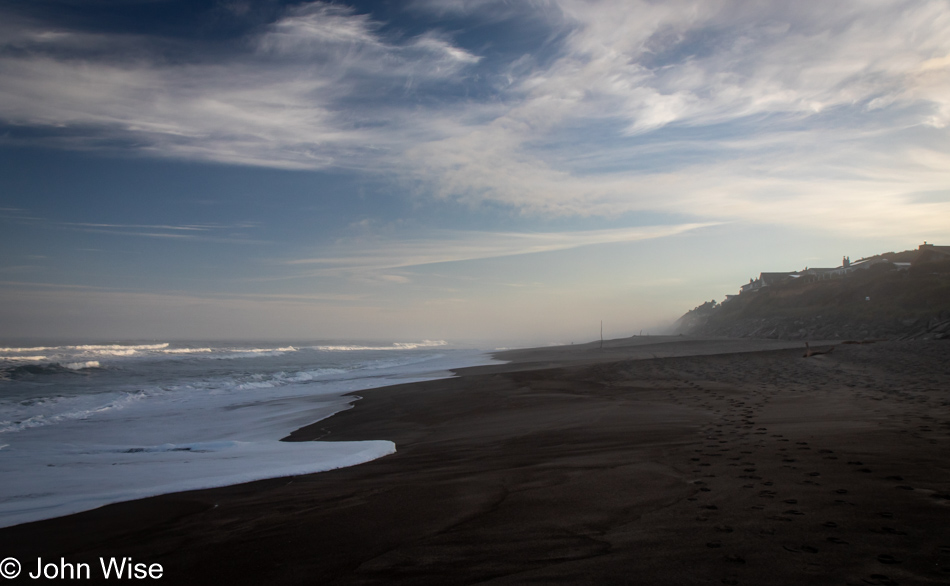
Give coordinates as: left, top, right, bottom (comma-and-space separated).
674, 244, 950, 341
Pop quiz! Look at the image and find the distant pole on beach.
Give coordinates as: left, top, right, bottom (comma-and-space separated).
600, 320, 603, 349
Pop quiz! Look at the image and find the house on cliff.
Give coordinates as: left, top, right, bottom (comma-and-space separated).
739, 271, 798, 293
735, 243, 944, 297
916, 242, 950, 264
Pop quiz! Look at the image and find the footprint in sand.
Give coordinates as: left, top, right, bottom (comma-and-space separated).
876, 554, 902, 564
862, 574, 899, 585
827, 537, 849, 544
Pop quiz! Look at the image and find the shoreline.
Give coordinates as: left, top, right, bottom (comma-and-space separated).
1, 336, 948, 584
0, 348, 499, 530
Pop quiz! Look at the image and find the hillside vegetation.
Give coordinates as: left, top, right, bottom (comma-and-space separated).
675, 255, 950, 341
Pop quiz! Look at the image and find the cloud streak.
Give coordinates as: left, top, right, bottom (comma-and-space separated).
3, 211, 265, 243
0, 0, 947, 236
0, 2, 480, 169
399, 0, 950, 232
284, 222, 716, 276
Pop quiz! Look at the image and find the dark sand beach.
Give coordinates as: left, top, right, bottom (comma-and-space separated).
2, 336, 949, 585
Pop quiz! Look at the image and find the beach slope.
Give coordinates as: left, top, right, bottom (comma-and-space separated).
1, 337, 949, 585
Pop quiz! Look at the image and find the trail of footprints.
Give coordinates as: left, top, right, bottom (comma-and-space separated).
647, 354, 950, 586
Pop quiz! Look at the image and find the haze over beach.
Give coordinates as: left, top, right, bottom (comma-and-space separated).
2, 2, 950, 585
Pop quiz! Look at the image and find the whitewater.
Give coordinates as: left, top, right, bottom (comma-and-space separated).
0, 340, 499, 528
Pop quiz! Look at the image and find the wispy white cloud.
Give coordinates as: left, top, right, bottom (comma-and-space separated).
0, 2, 480, 169
4, 211, 266, 243
257, 3, 383, 52
257, 3, 479, 71
284, 222, 715, 275
0, 0, 947, 238
61, 222, 213, 231
400, 0, 950, 231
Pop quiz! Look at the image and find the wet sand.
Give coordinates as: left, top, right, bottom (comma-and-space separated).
2, 336, 949, 585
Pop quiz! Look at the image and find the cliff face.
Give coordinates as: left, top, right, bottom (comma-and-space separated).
676, 258, 950, 341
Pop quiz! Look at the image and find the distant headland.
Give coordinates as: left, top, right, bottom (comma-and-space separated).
675, 242, 950, 341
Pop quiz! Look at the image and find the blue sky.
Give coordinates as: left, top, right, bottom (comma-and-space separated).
1, 0, 949, 345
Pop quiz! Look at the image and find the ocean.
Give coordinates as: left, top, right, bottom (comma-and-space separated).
0, 340, 499, 528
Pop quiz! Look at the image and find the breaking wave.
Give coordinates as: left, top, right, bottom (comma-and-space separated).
315, 340, 447, 351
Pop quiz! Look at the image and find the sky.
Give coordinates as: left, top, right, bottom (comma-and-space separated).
1, 0, 949, 346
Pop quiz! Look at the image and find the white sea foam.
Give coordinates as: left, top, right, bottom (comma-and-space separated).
315, 340, 447, 351
0, 344, 502, 528
0, 343, 168, 354
68, 343, 170, 351
0, 346, 54, 353
0, 391, 148, 434
0, 439, 396, 529
1, 342, 170, 363
62, 361, 100, 370
210, 347, 297, 359
0, 343, 306, 369
161, 347, 215, 354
